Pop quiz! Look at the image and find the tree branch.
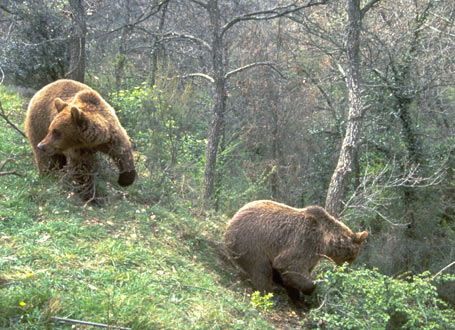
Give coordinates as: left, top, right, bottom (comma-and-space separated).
0, 101, 27, 139
182, 73, 215, 83
0, 4, 13, 14
0, 159, 22, 177
189, 0, 208, 10
101, 0, 171, 37
155, 32, 212, 51
360, 0, 382, 19
433, 260, 455, 280
222, 0, 328, 37
224, 62, 285, 80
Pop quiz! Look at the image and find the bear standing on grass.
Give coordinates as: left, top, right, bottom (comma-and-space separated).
224, 200, 368, 310
25, 79, 136, 201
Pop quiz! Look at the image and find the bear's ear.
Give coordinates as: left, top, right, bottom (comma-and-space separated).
54, 98, 67, 112
70, 106, 87, 127
354, 231, 368, 244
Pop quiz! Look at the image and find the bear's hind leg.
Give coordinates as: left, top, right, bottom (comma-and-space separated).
238, 255, 274, 294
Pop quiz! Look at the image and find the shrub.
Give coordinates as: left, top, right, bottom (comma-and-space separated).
306, 263, 455, 329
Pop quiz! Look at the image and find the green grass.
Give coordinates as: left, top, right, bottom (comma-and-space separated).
0, 86, 277, 329
0, 179, 275, 329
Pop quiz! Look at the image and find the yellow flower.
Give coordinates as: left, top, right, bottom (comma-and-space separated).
19, 301, 26, 307
26, 273, 34, 277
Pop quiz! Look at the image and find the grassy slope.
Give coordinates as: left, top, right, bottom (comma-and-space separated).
2, 87, 454, 330
0, 88, 281, 329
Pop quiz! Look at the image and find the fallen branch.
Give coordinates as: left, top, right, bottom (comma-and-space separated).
51, 317, 131, 330
0, 100, 27, 138
0, 158, 22, 177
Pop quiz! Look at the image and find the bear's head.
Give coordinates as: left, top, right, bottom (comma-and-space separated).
327, 230, 368, 266
37, 92, 110, 155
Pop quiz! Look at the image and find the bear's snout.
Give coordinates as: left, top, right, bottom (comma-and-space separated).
37, 141, 55, 155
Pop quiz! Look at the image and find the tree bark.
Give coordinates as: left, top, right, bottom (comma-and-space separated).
325, 0, 363, 217
68, 0, 86, 83
203, 0, 227, 207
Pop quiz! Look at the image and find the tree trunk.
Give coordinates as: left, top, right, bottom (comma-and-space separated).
68, 0, 86, 83
325, 0, 363, 217
203, 0, 226, 208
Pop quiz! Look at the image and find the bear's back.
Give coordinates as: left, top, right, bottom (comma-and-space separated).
225, 200, 317, 256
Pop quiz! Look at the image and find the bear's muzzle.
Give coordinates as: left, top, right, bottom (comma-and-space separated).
37, 141, 56, 155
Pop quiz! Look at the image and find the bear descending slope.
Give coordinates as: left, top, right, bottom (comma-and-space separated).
224, 200, 368, 309
25, 79, 136, 200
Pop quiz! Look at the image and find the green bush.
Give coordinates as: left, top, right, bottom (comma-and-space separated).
306, 263, 455, 329
109, 78, 207, 205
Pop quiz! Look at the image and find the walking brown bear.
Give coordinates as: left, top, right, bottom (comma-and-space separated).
224, 200, 368, 309
25, 79, 136, 201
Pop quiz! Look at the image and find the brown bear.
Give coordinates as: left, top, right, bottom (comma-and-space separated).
224, 200, 368, 309
25, 79, 136, 200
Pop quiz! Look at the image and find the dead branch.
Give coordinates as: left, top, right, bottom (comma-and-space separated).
181, 73, 215, 83
51, 317, 131, 330
225, 62, 285, 80
0, 100, 27, 139
155, 32, 212, 51
0, 66, 4, 85
0, 158, 22, 177
342, 159, 445, 224
432, 260, 455, 280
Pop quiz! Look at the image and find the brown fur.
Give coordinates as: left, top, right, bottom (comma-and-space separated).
224, 200, 368, 308
25, 79, 136, 200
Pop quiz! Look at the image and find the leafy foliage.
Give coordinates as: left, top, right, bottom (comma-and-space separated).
251, 291, 274, 312
306, 263, 455, 329
108, 74, 207, 206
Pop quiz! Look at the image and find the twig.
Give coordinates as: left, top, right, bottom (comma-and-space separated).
0, 158, 22, 177
51, 317, 131, 330
0, 66, 4, 85
0, 100, 27, 138
432, 260, 455, 280
318, 254, 338, 266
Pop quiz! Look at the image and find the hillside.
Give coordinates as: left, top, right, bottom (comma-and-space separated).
1, 86, 455, 329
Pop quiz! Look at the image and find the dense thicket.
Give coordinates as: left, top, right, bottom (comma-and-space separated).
1, 0, 454, 302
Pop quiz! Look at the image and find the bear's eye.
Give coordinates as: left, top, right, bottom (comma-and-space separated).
52, 129, 61, 139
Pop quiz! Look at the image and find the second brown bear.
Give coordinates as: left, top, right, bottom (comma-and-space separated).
224, 200, 368, 309
25, 79, 136, 201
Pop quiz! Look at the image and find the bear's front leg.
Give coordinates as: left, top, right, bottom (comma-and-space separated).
104, 142, 136, 186
273, 250, 316, 310
65, 149, 97, 201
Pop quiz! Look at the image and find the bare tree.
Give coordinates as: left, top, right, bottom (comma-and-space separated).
184, 0, 328, 207
325, 0, 381, 216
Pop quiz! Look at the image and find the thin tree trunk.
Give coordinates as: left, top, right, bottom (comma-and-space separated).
68, 0, 86, 83
203, 0, 226, 208
150, 2, 168, 86
325, 0, 363, 217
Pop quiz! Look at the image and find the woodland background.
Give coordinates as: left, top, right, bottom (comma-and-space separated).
1, 0, 455, 328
